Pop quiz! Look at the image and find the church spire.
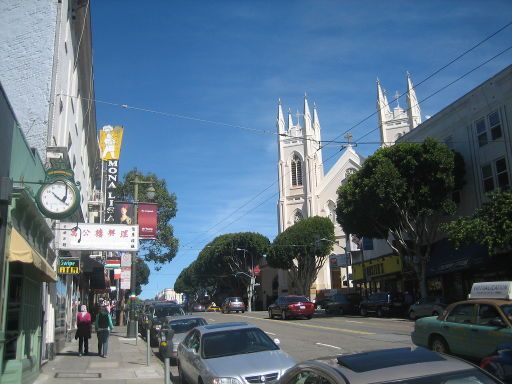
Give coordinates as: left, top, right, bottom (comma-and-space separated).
303, 93, 312, 134
287, 108, 294, 130
377, 78, 391, 145
406, 72, 422, 129
277, 98, 285, 135
313, 102, 321, 132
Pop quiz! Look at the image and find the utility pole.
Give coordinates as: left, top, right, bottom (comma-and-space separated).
236, 247, 254, 312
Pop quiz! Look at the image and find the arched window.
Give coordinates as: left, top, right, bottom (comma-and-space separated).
327, 201, 337, 224
293, 210, 303, 223
291, 154, 303, 187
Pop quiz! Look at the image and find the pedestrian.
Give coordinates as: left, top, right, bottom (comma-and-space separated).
95, 302, 114, 358
76, 305, 92, 356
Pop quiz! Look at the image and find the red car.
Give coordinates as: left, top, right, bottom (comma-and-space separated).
268, 295, 315, 320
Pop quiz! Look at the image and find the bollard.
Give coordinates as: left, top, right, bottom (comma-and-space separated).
164, 357, 170, 384
147, 327, 150, 366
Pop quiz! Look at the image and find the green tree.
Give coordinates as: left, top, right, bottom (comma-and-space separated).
443, 191, 512, 254
267, 216, 335, 296
336, 139, 465, 298
135, 258, 150, 295
117, 169, 179, 268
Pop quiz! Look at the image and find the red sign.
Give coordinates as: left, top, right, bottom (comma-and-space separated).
138, 203, 158, 239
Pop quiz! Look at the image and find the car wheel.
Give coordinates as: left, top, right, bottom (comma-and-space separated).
430, 335, 450, 354
409, 310, 417, 320
360, 307, 367, 316
241, 310, 245, 313
377, 308, 383, 317
281, 310, 287, 320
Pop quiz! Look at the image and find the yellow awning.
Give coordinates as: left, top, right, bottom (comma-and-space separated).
7, 228, 58, 282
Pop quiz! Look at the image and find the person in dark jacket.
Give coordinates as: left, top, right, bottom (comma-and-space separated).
95, 303, 114, 357
76, 305, 92, 356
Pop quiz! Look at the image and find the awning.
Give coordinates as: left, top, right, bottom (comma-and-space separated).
7, 228, 57, 282
427, 238, 488, 277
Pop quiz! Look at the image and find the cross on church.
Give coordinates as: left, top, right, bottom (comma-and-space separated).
394, 91, 401, 108
295, 109, 303, 126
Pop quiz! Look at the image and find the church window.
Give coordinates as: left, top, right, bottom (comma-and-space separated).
291, 154, 303, 187
327, 201, 337, 225
345, 168, 356, 178
294, 210, 303, 223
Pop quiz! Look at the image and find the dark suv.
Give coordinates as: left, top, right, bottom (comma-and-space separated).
221, 297, 246, 313
359, 292, 406, 317
325, 293, 362, 315
147, 303, 185, 346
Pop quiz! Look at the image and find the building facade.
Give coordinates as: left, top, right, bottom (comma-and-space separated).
0, 1, 99, 378
157, 288, 184, 304
398, 65, 512, 300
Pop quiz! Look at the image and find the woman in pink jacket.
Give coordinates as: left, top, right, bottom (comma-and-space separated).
76, 305, 92, 356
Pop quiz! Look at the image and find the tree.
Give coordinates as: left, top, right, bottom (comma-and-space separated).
443, 191, 512, 254
336, 139, 465, 298
117, 169, 179, 269
267, 216, 335, 296
135, 258, 150, 295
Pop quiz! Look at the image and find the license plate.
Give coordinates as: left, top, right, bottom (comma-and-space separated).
300, 306, 305, 309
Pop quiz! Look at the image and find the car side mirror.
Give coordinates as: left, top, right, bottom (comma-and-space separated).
274, 338, 280, 345
490, 318, 506, 328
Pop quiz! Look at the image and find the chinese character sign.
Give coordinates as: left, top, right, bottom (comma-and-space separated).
56, 223, 139, 251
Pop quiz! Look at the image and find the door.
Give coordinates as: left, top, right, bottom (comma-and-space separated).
471, 304, 512, 359
442, 303, 475, 355
180, 330, 201, 382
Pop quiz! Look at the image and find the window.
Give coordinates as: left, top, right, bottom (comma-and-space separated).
489, 111, 502, 140
446, 304, 474, 324
345, 168, 356, 178
496, 158, 509, 190
482, 164, 494, 192
291, 154, 303, 187
482, 158, 510, 193
476, 118, 487, 147
327, 201, 336, 224
294, 210, 303, 223
477, 305, 502, 326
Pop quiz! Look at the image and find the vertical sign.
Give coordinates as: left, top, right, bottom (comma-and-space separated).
99, 125, 124, 161
120, 252, 131, 290
138, 203, 158, 239
105, 159, 119, 223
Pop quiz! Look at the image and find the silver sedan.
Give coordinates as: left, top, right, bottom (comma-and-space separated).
177, 322, 296, 384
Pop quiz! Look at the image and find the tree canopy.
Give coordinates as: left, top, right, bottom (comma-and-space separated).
267, 216, 335, 296
336, 139, 465, 297
117, 169, 179, 268
443, 190, 512, 254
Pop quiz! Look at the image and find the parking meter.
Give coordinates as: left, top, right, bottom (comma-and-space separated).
159, 327, 175, 358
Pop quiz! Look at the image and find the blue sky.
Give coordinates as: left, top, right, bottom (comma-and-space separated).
91, 1, 512, 299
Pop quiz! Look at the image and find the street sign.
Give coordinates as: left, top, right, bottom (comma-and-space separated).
56, 223, 139, 251
58, 258, 80, 275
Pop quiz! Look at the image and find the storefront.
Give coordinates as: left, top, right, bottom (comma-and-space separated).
352, 254, 403, 295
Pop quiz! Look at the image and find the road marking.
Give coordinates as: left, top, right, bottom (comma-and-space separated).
265, 331, 276, 335
345, 320, 364, 324
316, 342, 341, 350
234, 314, 375, 335
207, 318, 216, 322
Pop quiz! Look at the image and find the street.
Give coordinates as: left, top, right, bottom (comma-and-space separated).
155, 311, 414, 381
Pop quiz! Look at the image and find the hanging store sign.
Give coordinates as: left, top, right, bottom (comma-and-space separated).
120, 252, 131, 289
99, 125, 124, 161
138, 203, 158, 239
105, 160, 120, 223
56, 223, 139, 251
105, 258, 121, 269
114, 268, 121, 280
58, 258, 80, 275
114, 202, 135, 225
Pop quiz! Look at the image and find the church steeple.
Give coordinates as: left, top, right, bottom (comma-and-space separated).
406, 72, 422, 129
303, 94, 313, 135
377, 78, 391, 145
277, 98, 285, 135
287, 108, 294, 130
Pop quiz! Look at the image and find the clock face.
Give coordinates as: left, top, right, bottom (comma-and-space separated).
37, 179, 79, 218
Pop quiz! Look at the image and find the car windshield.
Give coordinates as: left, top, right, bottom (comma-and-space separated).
231, 297, 243, 302
284, 296, 309, 303
377, 369, 499, 383
155, 306, 184, 318
202, 328, 279, 359
168, 318, 206, 333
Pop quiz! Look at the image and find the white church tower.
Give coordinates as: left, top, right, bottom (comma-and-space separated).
378, 73, 422, 146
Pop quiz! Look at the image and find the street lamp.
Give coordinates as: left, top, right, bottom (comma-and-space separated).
236, 248, 255, 312
126, 176, 155, 339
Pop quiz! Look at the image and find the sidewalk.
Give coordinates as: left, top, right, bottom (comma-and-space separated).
34, 326, 165, 384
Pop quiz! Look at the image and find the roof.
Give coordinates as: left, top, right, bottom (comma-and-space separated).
196, 322, 250, 334
164, 315, 206, 323
315, 348, 474, 384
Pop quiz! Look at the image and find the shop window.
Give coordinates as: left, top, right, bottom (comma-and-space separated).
5, 264, 23, 360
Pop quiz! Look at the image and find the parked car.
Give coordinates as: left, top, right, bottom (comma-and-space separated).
408, 296, 448, 320
412, 281, 512, 360
268, 295, 315, 320
280, 347, 502, 384
191, 303, 206, 312
177, 322, 296, 384
481, 343, 512, 383
147, 303, 185, 346
158, 316, 207, 359
206, 304, 221, 312
359, 291, 406, 317
325, 293, 362, 316
221, 297, 246, 313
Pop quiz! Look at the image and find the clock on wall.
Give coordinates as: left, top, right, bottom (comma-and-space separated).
36, 162, 80, 219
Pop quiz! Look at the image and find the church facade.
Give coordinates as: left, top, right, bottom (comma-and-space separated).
258, 74, 422, 307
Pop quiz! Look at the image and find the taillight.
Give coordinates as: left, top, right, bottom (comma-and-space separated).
480, 356, 493, 369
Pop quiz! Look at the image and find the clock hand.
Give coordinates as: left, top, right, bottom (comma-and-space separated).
63, 183, 68, 202
52, 191, 66, 203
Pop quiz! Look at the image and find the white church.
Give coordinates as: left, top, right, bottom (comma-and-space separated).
259, 73, 422, 306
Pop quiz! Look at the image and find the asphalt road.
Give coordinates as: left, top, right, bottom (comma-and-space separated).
154, 310, 415, 381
